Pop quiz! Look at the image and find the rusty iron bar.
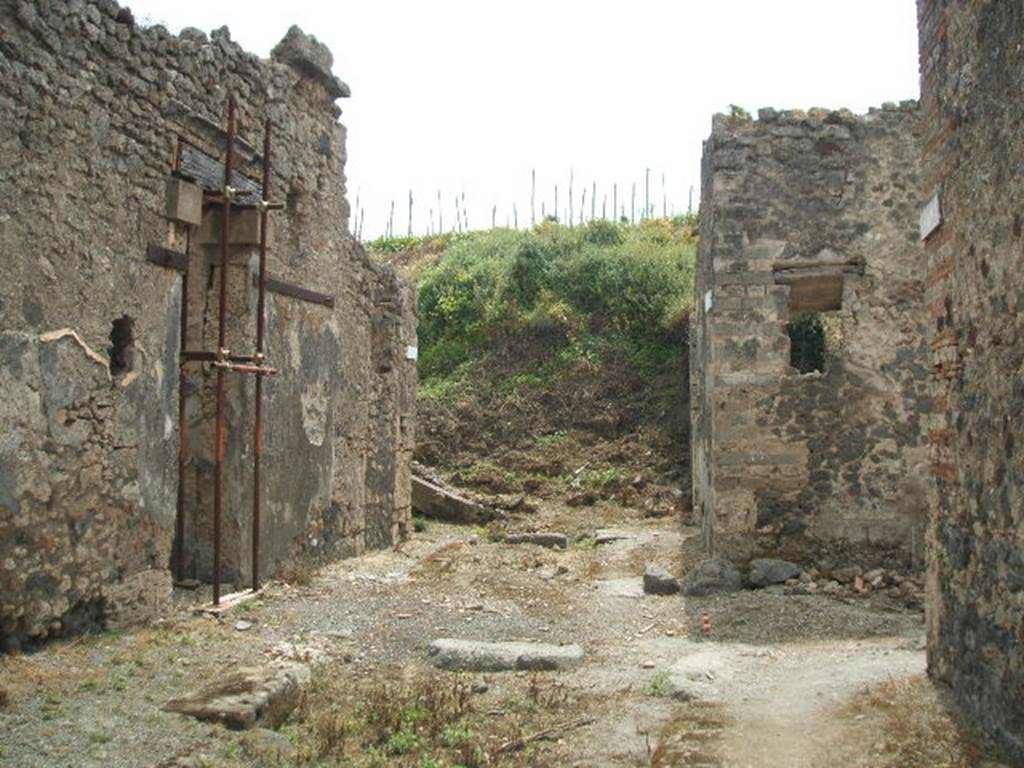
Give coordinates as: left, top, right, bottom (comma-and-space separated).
263, 275, 335, 308
181, 350, 257, 363
204, 195, 284, 211
212, 361, 277, 376
212, 94, 237, 605
252, 117, 273, 592
173, 135, 189, 584
175, 230, 190, 583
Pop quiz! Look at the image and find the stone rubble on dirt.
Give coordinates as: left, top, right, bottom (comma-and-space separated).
266, 641, 330, 665
681, 557, 744, 596
643, 564, 681, 595
746, 558, 803, 588
428, 638, 584, 672
594, 529, 635, 545
161, 663, 310, 730
503, 532, 569, 549
791, 565, 925, 608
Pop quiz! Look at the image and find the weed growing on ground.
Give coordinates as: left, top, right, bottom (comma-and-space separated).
535, 431, 568, 448
292, 666, 580, 767
574, 535, 597, 550
566, 465, 627, 495
456, 461, 522, 493
643, 671, 671, 697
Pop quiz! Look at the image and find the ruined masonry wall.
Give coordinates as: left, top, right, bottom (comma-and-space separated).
918, 0, 1024, 760
692, 105, 930, 552
0, 0, 416, 648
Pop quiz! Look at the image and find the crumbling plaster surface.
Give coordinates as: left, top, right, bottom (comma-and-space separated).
918, 0, 1024, 760
691, 105, 930, 554
0, 0, 415, 648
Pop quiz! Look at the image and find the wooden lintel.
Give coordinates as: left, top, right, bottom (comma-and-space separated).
263, 275, 335, 308
146, 243, 189, 272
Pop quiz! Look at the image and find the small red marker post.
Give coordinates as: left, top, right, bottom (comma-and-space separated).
702, 610, 712, 638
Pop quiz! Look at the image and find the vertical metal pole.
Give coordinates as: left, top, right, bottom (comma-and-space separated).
213, 94, 237, 605
175, 230, 190, 582
253, 118, 271, 592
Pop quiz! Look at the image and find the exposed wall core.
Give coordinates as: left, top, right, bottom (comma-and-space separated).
691, 105, 931, 554
0, 1, 416, 649
918, 0, 1024, 759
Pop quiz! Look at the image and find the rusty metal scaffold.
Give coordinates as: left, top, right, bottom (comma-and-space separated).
174, 95, 279, 605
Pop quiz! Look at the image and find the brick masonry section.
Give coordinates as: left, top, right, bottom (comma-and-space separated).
918, 0, 1024, 760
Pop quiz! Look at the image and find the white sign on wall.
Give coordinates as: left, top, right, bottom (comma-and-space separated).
920, 192, 942, 241
405, 345, 418, 361
704, 290, 713, 312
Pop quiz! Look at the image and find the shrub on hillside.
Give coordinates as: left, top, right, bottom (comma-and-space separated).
416, 219, 696, 379
548, 240, 691, 336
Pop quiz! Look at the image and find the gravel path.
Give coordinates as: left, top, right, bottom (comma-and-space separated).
0, 507, 965, 768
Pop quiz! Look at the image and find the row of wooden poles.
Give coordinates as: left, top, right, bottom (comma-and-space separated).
352, 169, 696, 241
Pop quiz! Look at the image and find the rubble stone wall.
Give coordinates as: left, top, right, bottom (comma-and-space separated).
918, 0, 1024, 759
692, 106, 930, 555
0, 0, 415, 649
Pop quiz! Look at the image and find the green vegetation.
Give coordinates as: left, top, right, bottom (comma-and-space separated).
788, 312, 827, 374
644, 671, 672, 697
292, 668, 576, 767
788, 311, 844, 374
414, 217, 697, 385
368, 231, 472, 254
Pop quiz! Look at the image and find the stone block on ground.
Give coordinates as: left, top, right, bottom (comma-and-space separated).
681, 558, 743, 596
594, 529, 634, 545
411, 476, 499, 524
428, 639, 584, 672
643, 564, 681, 595
747, 558, 802, 588
503, 532, 568, 549
162, 663, 310, 730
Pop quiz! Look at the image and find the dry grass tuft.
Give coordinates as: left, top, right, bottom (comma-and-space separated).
290, 664, 592, 767
274, 557, 319, 587
0, 686, 9, 709
649, 702, 728, 767
840, 675, 982, 767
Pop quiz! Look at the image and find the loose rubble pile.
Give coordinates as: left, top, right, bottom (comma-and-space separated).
648, 557, 924, 609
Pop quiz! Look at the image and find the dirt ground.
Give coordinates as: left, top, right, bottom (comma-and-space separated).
0, 497, 1001, 768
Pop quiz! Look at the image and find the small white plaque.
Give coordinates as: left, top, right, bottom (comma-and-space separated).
405, 345, 418, 361
704, 290, 713, 312
920, 193, 942, 241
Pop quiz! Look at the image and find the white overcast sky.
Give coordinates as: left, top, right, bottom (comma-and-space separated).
127, 1, 920, 239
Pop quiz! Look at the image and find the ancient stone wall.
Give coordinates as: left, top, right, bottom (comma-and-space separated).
918, 0, 1024, 759
0, 0, 415, 649
692, 105, 930, 554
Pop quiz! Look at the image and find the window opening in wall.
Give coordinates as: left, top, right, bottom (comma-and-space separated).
109, 315, 135, 376
788, 311, 843, 374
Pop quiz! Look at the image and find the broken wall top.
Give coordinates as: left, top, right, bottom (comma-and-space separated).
701, 100, 922, 270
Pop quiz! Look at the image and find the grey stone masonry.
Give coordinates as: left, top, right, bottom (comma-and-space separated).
691, 105, 930, 556
0, 1, 416, 649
